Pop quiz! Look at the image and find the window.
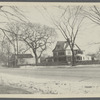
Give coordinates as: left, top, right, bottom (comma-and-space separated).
48, 59, 52, 62
57, 45, 60, 49
67, 57, 71, 61
54, 52, 57, 56
58, 52, 65, 55
68, 51, 71, 55
59, 57, 66, 62
74, 50, 77, 54
54, 58, 58, 62
77, 56, 82, 61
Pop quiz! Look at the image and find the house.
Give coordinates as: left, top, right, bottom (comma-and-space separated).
52, 41, 83, 63
9, 54, 34, 66
76, 54, 92, 61
45, 41, 92, 64
45, 57, 54, 62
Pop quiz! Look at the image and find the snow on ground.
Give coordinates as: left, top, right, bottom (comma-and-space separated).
19, 65, 71, 69
0, 73, 100, 94
19, 64, 100, 69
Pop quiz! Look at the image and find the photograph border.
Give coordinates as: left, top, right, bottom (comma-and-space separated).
0, 1, 100, 100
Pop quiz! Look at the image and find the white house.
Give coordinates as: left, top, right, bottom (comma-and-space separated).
10, 54, 35, 66
52, 41, 84, 63
51, 41, 92, 63
76, 54, 92, 61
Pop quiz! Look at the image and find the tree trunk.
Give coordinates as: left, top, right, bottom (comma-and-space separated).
14, 56, 18, 67
71, 49, 76, 66
32, 49, 38, 66
35, 56, 38, 66
7, 53, 9, 67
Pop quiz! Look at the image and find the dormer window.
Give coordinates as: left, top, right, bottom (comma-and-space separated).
56, 45, 60, 49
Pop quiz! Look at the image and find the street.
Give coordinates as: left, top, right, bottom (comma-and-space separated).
0, 65, 100, 94
0, 65, 100, 83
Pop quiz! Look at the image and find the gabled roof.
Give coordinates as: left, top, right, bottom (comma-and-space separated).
11, 54, 33, 58
53, 41, 68, 52
53, 41, 82, 52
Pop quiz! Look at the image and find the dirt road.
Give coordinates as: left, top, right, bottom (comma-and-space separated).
0, 65, 100, 94
0, 65, 100, 83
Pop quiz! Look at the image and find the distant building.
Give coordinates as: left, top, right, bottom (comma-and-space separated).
45, 57, 54, 62
10, 54, 34, 66
45, 41, 92, 64
76, 54, 92, 61
52, 41, 83, 63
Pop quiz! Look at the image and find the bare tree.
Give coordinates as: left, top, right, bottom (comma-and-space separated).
81, 5, 100, 48
5, 22, 29, 67
19, 22, 56, 65
83, 5, 100, 25
0, 6, 27, 23
0, 6, 28, 67
0, 36, 11, 66
43, 6, 84, 66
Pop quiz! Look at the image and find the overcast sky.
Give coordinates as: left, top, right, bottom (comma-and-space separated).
19, 5, 100, 54
1, 3, 100, 55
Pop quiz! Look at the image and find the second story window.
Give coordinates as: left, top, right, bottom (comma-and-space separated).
54, 52, 58, 56
56, 45, 60, 49
58, 52, 65, 56
68, 51, 71, 55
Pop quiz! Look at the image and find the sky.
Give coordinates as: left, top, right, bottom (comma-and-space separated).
19, 5, 100, 55
0, 3, 100, 56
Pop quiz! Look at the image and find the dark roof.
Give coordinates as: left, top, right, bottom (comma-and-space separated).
53, 41, 68, 52
11, 54, 33, 58
53, 41, 82, 52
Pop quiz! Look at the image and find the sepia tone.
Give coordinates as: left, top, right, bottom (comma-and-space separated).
0, 2, 100, 97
